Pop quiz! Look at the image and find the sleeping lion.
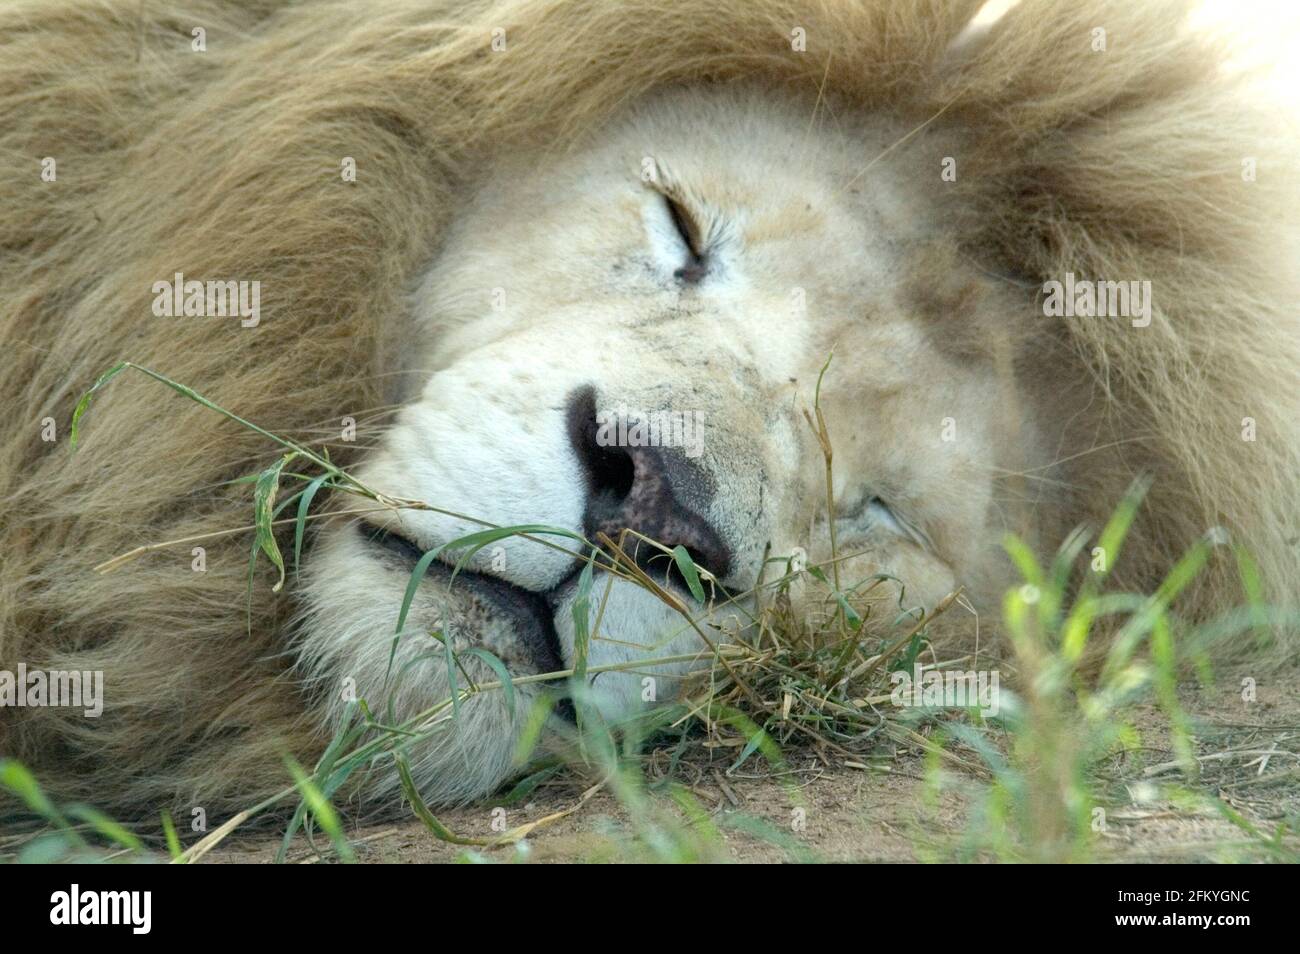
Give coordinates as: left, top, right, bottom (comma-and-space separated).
1, 0, 1297, 817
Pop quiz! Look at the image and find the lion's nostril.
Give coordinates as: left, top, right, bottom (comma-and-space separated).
586, 425, 636, 503
567, 387, 635, 503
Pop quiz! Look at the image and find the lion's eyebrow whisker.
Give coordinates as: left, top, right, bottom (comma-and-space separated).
981, 436, 1156, 478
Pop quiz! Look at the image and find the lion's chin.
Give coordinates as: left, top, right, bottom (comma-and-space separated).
549, 571, 753, 726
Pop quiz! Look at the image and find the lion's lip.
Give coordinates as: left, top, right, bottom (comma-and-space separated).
355, 522, 569, 682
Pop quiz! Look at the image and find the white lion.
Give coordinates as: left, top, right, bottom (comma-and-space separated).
1, 0, 1295, 814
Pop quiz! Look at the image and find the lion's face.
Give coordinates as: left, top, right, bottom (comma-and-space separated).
299, 88, 1036, 801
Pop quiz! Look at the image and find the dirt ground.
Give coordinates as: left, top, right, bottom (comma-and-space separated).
202, 763, 941, 864
200, 665, 1300, 863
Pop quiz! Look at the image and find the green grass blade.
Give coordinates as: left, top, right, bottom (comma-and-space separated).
672, 545, 706, 603
65, 804, 144, 852
0, 758, 60, 819
284, 756, 355, 863
253, 453, 295, 593
1001, 532, 1043, 586
394, 752, 484, 845
294, 474, 330, 576
160, 811, 183, 861
1092, 476, 1151, 582
461, 647, 516, 716
69, 361, 130, 449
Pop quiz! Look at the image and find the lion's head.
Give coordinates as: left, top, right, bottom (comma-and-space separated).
2, 0, 1297, 814
299, 86, 1037, 801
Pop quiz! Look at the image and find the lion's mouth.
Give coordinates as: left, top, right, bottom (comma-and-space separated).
355, 522, 569, 681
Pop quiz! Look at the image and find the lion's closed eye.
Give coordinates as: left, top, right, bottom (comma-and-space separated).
652, 186, 708, 283
663, 192, 701, 256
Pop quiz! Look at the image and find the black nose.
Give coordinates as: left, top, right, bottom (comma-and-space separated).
565, 388, 732, 589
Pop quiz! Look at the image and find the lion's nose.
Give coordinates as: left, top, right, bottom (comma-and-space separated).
565, 388, 732, 586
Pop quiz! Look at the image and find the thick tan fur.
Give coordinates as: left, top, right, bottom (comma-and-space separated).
1, 0, 1296, 815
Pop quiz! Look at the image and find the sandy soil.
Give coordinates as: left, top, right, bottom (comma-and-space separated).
198, 664, 1300, 863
